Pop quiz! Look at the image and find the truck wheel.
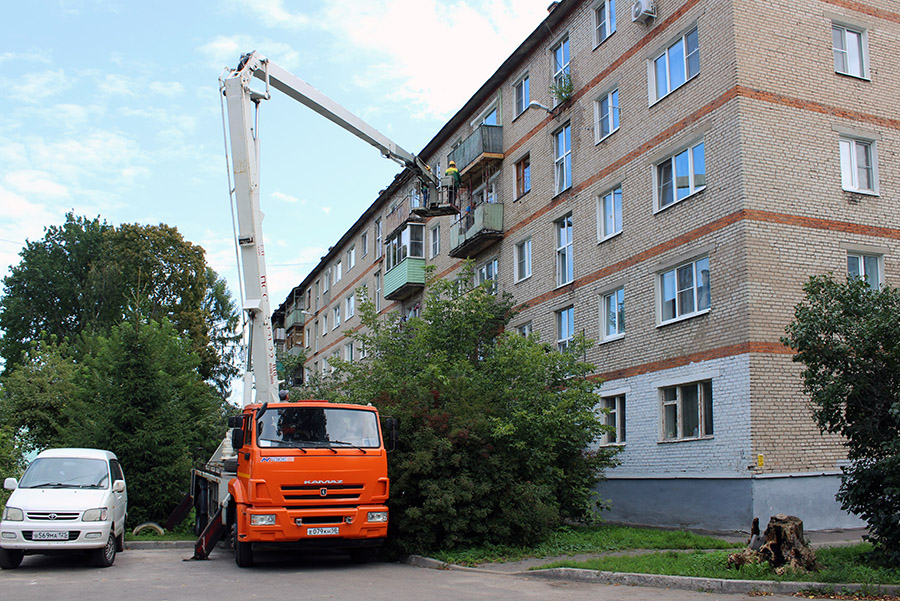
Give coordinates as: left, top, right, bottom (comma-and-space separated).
91, 532, 117, 567
0, 548, 24, 569
233, 524, 253, 567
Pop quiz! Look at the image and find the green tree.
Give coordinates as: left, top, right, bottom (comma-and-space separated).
783, 275, 900, 564
61, 317, 226, 525
317, 271, 618, 554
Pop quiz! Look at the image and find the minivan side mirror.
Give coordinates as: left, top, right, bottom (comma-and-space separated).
231, 427, 245, 450
3, 477, 17, 491
113, 480, 126, 493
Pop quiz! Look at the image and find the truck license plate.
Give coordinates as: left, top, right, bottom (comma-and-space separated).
32, 531, 68, 541
307, 527, 339, 536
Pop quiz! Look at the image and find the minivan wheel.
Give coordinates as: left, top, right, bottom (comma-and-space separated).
91, 532, 117, 567
0, 548, 24, 569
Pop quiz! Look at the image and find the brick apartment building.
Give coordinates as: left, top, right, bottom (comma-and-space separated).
273, 0, 897, 530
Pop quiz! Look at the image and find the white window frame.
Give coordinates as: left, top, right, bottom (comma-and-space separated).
650, 26, 699, 104
594, 88, 619, 143
517, 322, 533, 337
514, 73, 530, 117
375, 218, 383, 259
322, 314, 328, 335
660, 381, 713, 441
601, 393, 626, 445
832, 24, 868, 79
332, 305, 340, 329
314, 321, 319, 352
601, 286, 625, 341
551, 35, 570, 104
430, 224, 440, 259
347, 246, 355, 270
658, 256, 710, 325
361, 231, 368, 257
476, 257, 499, 293
323, 270, 330, 293
554, 123, 572, 195
556, 213, 574, 287
374, 272, 382, 312
848, 252, 882, 288
344, 342, 354, 362
655, 140, 706, 211
334, 260, 342, 283
593, 0, 616, 46
839, 136, 877, 194
345, 293, 355, 319
322, 356, 330, 374
305, 326, 311, 349
597, 185, 623, 241
515, 154, 531, 199
515, 238, 532, 283
556, 305, 575, 352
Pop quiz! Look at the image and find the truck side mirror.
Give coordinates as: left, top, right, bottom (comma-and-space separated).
3, 477, 17, 491
227, 415, 244, 428
384, 418, 399, 452
231, 427, 245, 450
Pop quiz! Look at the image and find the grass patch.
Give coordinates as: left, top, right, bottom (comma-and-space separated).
430, 524, 741, 566
539, 544, 900, 585
125, 531, 194, 542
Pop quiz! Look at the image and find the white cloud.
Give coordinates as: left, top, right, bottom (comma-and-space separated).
11, 69, 71, 102
149, 81, 184, 98
198, 35, 302, 72
321, 206, 332, 216
226, 0, 310, 31
99, 73, 137, 97
270, 190, 303, 205
4, 170, 71, 200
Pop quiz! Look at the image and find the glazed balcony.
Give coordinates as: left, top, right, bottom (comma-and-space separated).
384, 257, 426, 301
448, 201, 504, 259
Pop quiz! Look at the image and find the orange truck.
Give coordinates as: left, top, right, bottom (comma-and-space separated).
192, 400, 396, 567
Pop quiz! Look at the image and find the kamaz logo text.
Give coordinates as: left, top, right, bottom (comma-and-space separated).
304, 479, 342, 484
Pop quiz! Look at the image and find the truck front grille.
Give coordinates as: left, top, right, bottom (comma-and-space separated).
281, 483, 364, 502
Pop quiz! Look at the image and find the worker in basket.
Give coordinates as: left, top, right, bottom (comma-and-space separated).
445, 160, 461, 206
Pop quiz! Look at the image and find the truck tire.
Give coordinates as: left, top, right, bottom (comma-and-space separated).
0, 548, 24, 569
233, 523, 253, 567
91, 532, 117, 567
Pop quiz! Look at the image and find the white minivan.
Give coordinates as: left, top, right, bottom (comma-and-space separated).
0, 448, 127, 569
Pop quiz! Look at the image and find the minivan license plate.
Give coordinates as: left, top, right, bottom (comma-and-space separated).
32, 531, 68, 541
307, 527, 339, 536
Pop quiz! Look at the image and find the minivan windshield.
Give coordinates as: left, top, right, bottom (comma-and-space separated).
18, 457, 110, 489
256, 407, 380, 449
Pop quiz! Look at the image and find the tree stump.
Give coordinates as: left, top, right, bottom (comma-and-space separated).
727, 514, 818, 574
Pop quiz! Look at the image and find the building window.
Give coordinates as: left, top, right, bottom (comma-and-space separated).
344, 342, 354, 362
361, 231, 368, 257
476, 258, 499, 292
347, 246, 355, 270
315, 280, 320, 310
385, 223, 425, 272
332, 305, 340, 329
482, 105, 499, 126
601, 394, 625, 444
346, 293, 355, 318
839, 137, 876, 194
514, 74, 530, 116
314, 321, 319, 352
556, 213, 574, 287
306, 289, 311, 310
651, 26, 699, 102
515, 155, 531, 199
334, 260, 342, 283
602, 287, 624, 340
597, 186, 623, 240
660, 257, 710, 323
374, 272, 382, 312
430, 225, 440, 259
322, 314, 328, 335
323, 270, 330, 293
515, 238, 532, 282
359, 340, 367, 359
848, 253, 882, 288
517, 322, 533, 337
554, 123, 572, 194
656, 140, 705, 210
661, 381, 713, 440
594, 0, 616, 46
595, 88, 619, 142
322, 356, 329, 374
833, 24, 866, 78
556, 306, 575, 352
375, 218, 383, 259
552, 36, 570, 97
306, 326, 311, 349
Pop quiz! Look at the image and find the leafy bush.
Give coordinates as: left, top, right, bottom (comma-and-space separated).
784, 276, 900, 565
309, 267, 619, 555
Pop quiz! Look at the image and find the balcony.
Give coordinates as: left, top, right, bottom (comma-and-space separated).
449, 202, 504, 259
384, 257, 426, 301
448, 124, 503, 182
284, 308, 307, 331
383, 194, 426, 238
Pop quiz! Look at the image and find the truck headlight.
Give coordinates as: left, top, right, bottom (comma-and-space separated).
367, 511, 388, 523
2, 507, 23, 521
250, 514, 276, 526
82, 508, 108, 522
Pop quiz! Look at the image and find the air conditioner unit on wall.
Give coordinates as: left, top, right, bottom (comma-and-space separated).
631, 0, 656, 23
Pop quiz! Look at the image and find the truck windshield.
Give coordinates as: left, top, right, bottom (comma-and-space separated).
256, 407, 380, 449
18, 457, 110, 489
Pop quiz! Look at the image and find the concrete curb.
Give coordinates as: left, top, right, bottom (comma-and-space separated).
125, 540, 195, 550
405, 555, 900, 596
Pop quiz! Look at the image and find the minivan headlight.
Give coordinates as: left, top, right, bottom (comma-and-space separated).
2, 507, 23, 521
82, 508, 108, 522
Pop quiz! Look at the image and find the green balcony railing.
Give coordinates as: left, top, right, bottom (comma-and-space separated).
384, 257, 426, 300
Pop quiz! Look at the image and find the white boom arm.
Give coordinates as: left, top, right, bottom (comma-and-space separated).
221, 51, 438, 407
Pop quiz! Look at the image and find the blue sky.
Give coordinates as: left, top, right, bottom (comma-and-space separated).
0, 0, 553, 314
